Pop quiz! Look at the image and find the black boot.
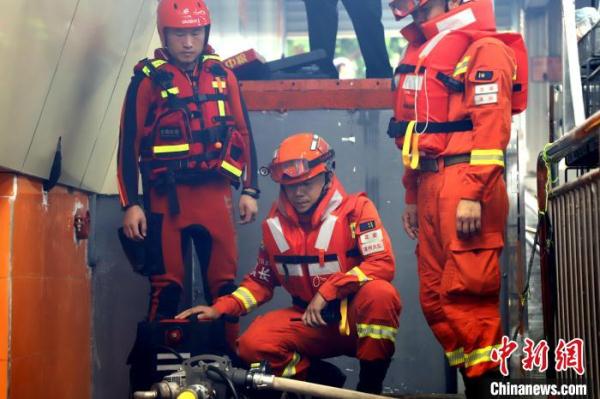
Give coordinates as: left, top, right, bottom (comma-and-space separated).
306, 359, 347, 388
356, 359, 391, 394
462, 369, 504, 399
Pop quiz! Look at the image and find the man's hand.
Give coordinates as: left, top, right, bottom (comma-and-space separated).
239, 194, 258, 225
302, 292, 328, 328
402, 204, 419, 240
175, 305, 222, 321
456, 199, 481, 237
123, 205, 147, 241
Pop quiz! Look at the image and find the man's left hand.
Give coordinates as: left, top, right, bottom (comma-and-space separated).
239, 194, 258, 225
456, 199, 481, 237
302, 292, 328, 328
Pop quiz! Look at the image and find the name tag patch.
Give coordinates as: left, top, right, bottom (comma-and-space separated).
359, 228, 385, 255
475, 83, 498, 95
474, 93, 498, 105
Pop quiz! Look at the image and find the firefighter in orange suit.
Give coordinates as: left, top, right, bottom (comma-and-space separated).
176, 133, 402, 394
387, 0, 527, 396
117, 0, 259, 347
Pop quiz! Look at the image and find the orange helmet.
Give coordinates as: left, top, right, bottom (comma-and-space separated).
157, 0, 211, 46
269, 133, 335, 185
388, 0, 430, 20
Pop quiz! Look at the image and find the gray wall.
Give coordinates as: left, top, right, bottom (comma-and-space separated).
91, 109, 448, 398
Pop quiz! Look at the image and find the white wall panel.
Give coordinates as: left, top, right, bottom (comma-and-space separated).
81, 0, 157, 192
0, 0, 80, 171
22, 0, 154, 188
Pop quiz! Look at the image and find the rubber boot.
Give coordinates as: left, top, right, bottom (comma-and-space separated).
306, 359, 347, 388
356, 359, 391, 394
462, 368, 504, 399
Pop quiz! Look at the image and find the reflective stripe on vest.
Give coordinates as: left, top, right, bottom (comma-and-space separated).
221, 160, 243, 177
161, 87, 180, 98
356, 323, 397, 342
153, 144, 190, 154
275, 263, 303, 277
231, 287, 258, 312
307, 261, 341, 276
142, 59, 167, 76
212, 78, 227, 116
470, 149, 505, 167
275, 261, 340, 277
315, 214, 338, 251
435, 6, 476, 33
321, 190, 343, 220
266, 217, 290, 253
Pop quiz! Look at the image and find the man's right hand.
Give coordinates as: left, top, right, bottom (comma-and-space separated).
123, 205, 147, 241
175, 305, 222, 321
402, 204, 419, 240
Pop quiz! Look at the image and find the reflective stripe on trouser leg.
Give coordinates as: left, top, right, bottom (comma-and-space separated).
351, 280, 401, 361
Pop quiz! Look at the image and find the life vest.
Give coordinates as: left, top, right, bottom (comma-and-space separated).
387, 0, 528, 160
261, 178, 362, 304
135, 50, 247, 213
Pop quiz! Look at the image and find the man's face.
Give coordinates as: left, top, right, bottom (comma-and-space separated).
283, 173, 327, 214
411, 0, 447, 24
165, 27, 206, 67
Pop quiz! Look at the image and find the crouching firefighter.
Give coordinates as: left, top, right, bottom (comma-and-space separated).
176, 133, 402, 395
117, 0, 259, 353
387, 0, 528, 397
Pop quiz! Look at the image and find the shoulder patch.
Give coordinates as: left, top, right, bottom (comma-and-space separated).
475, 70, 494, 81
358, 220, 377, 233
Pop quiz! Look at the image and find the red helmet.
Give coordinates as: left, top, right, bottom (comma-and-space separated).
388, 0, 430, 20
269, 133, 335, 185
157, 0, 211, 46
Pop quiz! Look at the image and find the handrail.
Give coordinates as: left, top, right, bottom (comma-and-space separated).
536, 110, 600, 378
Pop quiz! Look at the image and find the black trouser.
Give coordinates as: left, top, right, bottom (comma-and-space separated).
303, 0, 392, 78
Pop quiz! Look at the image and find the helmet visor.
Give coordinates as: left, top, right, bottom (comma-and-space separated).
269, 159, 311, 182
389, 0, 419, 20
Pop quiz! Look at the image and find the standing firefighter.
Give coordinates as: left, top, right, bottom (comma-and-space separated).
177, 133, 402, 395
387, 0, 527, 396
117, 0, 259, 348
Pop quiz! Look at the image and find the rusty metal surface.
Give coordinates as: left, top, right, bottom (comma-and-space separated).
548, 171, 599, 397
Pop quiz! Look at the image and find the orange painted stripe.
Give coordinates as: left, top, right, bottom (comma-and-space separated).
240, 79, 393, 111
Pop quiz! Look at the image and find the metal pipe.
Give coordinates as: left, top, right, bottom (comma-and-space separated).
542, 110, 600, 164
133, 392, 158, 399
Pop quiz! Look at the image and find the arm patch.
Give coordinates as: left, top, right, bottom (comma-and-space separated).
358, 220, 377, 233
